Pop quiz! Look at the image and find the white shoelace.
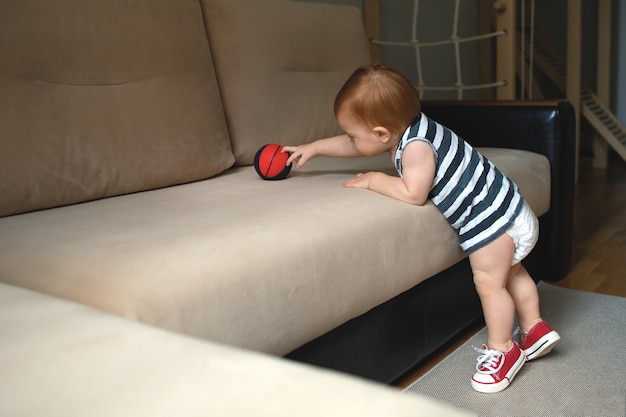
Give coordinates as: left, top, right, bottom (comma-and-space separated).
473, 345, 504, 375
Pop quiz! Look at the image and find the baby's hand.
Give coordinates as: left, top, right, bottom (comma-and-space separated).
282, 143, 317, 168
342, 172, 373, 190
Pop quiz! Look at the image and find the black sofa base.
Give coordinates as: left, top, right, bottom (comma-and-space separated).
286, 258, 482, 383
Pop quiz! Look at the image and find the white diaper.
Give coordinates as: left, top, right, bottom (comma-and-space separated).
505, 200, 539, 265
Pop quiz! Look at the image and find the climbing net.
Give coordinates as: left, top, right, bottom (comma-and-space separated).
370, 0, 533, 100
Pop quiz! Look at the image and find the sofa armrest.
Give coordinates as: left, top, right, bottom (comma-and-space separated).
421, 100, 576, 280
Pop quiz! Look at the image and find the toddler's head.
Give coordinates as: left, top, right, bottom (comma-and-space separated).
334, 64, 421, 139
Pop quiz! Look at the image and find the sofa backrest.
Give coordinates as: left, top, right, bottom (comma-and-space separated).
201, 0, 372, 165
0, 0, 371, 217
0, 0, 235, 217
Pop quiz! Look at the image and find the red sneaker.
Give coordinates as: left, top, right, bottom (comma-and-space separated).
471, 342, 525, 393
517, 321, 561, 360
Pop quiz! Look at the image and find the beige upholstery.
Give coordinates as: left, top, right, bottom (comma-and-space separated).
0, 0, 234, 217
0, 149, 549, 356
0, 282, 474, 417
0, 0, 558, 413
202, 0, 372, 165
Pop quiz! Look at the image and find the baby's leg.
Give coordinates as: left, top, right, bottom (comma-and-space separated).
508, 263, 561, 360
469, 233, 517, 352
469, 233, 532, 393
506, 263, 542, 331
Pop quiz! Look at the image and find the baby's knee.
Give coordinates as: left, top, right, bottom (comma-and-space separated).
472, 267, 513, 293
472, 271, 496, 291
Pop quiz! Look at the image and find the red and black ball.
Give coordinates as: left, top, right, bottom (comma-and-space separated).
254, 144, 292, 180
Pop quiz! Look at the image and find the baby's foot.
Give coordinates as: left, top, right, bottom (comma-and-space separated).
471, 342, 526, 393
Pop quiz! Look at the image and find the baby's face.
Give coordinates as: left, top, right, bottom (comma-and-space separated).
337, 115, 393, 157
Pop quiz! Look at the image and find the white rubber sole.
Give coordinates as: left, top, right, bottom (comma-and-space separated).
524, 330, 561, 360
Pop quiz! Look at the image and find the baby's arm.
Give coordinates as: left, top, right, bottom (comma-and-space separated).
342, 140, 435, 206
283, 135, 362, 168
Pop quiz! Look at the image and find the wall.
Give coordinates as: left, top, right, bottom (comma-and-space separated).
377, 0, 481, 100
297, 0, 625, 113
295, 0, 481, 99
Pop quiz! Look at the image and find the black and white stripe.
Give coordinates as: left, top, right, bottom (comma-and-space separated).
394, 113, 523, 253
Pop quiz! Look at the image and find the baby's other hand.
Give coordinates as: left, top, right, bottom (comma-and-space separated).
342, 172, 372, 190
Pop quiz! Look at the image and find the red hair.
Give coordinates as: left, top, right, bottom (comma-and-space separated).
334, 64, 421, 138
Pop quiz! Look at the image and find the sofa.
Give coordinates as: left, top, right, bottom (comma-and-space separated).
0, 281, 475, 416
0, 0, 575, 409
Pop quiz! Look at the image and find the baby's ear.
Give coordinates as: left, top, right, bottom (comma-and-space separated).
373, 126, 391, 143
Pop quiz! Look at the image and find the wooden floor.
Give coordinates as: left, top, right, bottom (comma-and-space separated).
393, 154, 626, 388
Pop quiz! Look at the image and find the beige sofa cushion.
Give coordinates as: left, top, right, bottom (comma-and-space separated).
0, 0, 234, 217
202, 0, 372, 165
0, 148, 549, 356
0, 282, 474, 417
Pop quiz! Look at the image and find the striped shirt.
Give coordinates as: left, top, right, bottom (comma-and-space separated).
394, 113, 523, 253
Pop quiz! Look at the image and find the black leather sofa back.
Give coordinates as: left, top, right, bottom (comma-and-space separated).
423, 100, 576, 282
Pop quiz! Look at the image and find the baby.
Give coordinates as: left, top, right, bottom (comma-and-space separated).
283, 64, 560, 393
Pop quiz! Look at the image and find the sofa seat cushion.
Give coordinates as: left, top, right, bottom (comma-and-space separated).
0, 282, 473, 417
0, 148, 549, 356
0, 0, 234, 217
202, 0, 372, 165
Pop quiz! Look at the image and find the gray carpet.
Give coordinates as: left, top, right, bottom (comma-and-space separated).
404, 282, 626, 417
